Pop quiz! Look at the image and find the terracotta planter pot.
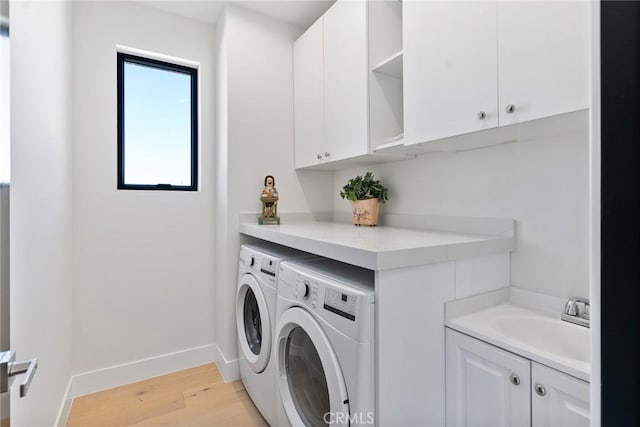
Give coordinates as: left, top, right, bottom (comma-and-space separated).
351, 198, 380, 226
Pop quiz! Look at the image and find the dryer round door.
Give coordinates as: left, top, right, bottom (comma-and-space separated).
236, 273, 272, 373
276, 307, 349, 427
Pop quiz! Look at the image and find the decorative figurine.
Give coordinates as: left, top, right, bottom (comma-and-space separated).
259, 175, 280, 225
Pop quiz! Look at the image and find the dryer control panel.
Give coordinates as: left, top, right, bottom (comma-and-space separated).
279, 260, 374, 342
323, 288, 357, 321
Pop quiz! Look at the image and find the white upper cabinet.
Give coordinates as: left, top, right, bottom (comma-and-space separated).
403, 0, 588, 147
294, 1, 589, 163
294, 19, 324, 169
404, 1, 499, 145
497, 1, 589, 125
531, 362, 591, 427
293, 0, 368, 169
446, 329, 531, 427
323, 0, 368, 163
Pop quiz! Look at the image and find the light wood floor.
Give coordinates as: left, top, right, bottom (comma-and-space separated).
66, 364, 268, 427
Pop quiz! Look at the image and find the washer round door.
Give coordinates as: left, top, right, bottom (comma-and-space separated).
276, 307, 349, 427
236, 273, 272, 373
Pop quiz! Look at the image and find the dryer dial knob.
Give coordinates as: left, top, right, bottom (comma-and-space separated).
302, 281, 311, 299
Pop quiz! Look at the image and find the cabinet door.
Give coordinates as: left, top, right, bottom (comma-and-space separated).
403, 1, 498, 145
531, 363, 590, 427
446, 329, 531, 427
294, 18, 324, 169
323, 0, 368, 162
497, 1, 589, 125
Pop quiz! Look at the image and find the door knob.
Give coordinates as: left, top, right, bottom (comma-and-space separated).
10, 358, 38, 397
0, 350, 38, 397
505, 104, 516, 114
324, 152, 330, 158
316, 154, 322, 160
477, 111, 487, 120
510, 374, 520, 386
534, 383, 547, 397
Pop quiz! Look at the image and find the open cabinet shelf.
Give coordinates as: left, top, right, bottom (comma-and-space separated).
374, 135, 405, 152
372, 49, 403, 79
369, 0, 404, 156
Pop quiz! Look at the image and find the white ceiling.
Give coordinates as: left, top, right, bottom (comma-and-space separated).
139, 0, 335, 29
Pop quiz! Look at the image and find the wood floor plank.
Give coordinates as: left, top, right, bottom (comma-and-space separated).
67, 364, 267, 427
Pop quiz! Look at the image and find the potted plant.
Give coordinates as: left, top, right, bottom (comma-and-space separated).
339, 172, 389, 226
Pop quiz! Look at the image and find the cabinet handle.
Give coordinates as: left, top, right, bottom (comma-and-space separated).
324, 152, 330, 158
534, 384, 547, 397
477, 111, 487, 120
316, 154, 322, 160
505, 104, 516, 114
509, 374, 520, 386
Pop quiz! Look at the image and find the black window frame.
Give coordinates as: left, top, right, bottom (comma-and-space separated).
117, 52, 198, 191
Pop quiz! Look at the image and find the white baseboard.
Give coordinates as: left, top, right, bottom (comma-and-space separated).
54, 377, 74, 427
69, 344, 217, 398
214, 345, 240, 382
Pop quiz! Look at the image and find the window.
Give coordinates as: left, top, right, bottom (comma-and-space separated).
117, 52, 198, 191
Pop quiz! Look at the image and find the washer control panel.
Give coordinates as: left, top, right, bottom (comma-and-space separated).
260, 257, 277, 277
295, 278, 320, 309
323, 288, 357, 321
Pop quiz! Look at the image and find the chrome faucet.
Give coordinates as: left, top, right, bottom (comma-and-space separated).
561, 296, 590, 328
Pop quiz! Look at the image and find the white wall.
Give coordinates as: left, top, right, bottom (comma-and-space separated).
0, 21, 9, 183
334, 112, 590, 299
215, 5, 333, 367
10, 1, 73, 425
72, 1, 216, 375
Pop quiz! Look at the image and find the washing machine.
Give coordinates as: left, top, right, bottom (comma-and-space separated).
236, 243, 314, 426
275, 259, 376, 427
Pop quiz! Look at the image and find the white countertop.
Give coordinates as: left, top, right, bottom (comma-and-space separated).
240, 218, 514, 271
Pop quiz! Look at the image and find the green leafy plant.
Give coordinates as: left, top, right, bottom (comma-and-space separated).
340, 172, 389, 203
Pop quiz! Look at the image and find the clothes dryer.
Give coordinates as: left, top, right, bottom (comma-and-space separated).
275, 259, 375, 426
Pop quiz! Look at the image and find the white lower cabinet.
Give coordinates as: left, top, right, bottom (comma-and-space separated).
531, 362, 591, 427
446, 329, 530, 427
446, 328, 590, 427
